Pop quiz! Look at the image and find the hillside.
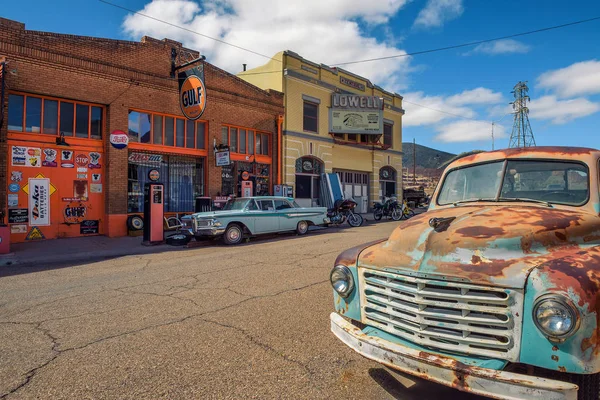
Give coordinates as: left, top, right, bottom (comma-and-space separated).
402, 142, 455, 169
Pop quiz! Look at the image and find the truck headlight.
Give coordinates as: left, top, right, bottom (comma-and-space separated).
330, 265, 354, 298
533, 294, 579, 340
212, 219, 222, 227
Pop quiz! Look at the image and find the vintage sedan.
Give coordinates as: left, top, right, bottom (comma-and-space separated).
181, 196, 330, 245
330, 146, 600, 400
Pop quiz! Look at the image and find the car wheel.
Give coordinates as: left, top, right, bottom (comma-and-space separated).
373, 210, 382, 221
223, 224, 243, 245
347, 213, 363, 227
166, 234, 191, 246
127, 215, 144, 231
296, 220, 309, 235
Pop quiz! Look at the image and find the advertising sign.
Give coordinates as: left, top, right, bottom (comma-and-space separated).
28, 178, 50, 226
109, 130, 129, 149
215, 150, 230, 167
8, 208, 28, 224
329, 109, 383, 135
178, 65, 207, 120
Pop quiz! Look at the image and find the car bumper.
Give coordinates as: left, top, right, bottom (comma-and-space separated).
330, 312, 577, 400
183, 228, 226, 237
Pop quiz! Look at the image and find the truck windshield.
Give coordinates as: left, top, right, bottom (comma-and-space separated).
222, 198, 250, 210
437, 160, 589, 206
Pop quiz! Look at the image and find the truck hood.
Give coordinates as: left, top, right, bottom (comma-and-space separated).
358, 205, 600, 289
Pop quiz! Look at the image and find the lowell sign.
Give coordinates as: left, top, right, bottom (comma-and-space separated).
331, 94, 383, 110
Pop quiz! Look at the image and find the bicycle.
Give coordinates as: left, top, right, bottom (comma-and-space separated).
400, 200, 415, 220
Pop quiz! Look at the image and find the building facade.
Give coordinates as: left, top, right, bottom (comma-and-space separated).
0, 18, 283, 243
238, 51, 404, 212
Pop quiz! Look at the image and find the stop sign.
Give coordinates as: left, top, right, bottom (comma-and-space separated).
75, 154, 89, 167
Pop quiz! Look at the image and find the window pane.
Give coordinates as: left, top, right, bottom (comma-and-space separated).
8, 94, 24, 131
262, 134, 269, 155
139, 113, 151, 143
384, 124, 393, 146
186, 120, 195, 149
221, 126, 228, 145
196, 122, 206, 149
43, 100, 58, 135
91, 106, 103, 139
303, 102, 318, 132
26, 97, 42, 133
128, 111, 140, 143
75, 104, 89, 138
230, 128, 238, 152
153, 115, 163, 145
239, 129, 246, 153
60, 102, 74, 136
176, 118, 185, 147
295, 175, 311, 198
248, 130, 254, 155
255, 134, 261, 155
165, 117, 174, 146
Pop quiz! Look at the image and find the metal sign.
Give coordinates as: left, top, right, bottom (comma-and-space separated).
329, 109, 383, 135
215, 150, 230, 167
178, 65, 207, 120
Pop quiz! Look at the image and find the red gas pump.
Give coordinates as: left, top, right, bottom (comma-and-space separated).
0, 210, 9, 255
142, 182, 164, 245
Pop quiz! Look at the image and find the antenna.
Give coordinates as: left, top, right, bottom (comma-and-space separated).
508, 81, 536, 148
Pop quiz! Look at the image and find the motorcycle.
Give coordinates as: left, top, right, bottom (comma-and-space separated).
372, 196, 402, 221
327, 198, 364, 227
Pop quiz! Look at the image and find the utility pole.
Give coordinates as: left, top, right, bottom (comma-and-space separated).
508, 81, 536, 148
491, 113, 512, 151
413, 138, 416, 185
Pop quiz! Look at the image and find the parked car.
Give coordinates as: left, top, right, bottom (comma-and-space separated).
330, 146, 600, 400
181, 196, 330, 245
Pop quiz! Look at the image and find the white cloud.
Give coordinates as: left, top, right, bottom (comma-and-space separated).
122, 0, 412, 91
468, 39, 530, 55
537, 60, 600, 97
403, 87, 503, 127
413, 0, 463, 29
528, 95, 600, 124
435, 120, 504, 143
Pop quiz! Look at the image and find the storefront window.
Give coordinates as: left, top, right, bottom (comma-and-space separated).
196, 122, 206, 149
60, 102, 74, 136
384, 123, 393, 146
153, 115, 163, 145
75, 104, 89, 138
165, 117, 174, 146
7, 94, 24, 131
295, 157, 323, 203
239, 129, 246, 153
248, 131, 254, 155
127, 153, 204, 213
43, 100, 58, 135
91, 106, 103, 139
230, 127, 238, 152
186, 120, 195, 149
221, 126, 270, 156
176, 119, 185, 147
303, 101, 318, 133
380, 166, 397, 198
26, 97, 41, 132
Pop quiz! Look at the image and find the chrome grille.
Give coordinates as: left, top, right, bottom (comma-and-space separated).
196, 220, 211, 228
359, 268, 523, 361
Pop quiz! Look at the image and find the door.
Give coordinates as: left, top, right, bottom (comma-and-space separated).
275, 199, 297, 230
255, 199, 279, 233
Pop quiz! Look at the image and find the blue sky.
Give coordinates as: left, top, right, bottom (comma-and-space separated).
3, 0, 600, 155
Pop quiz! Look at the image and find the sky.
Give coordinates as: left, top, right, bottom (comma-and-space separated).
2, 0, 600, 155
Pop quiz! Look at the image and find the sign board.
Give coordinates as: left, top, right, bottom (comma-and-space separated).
128, 153, 163, 164
28, 178, 50, 226
329, 109, 383, 135
178, 65, 207, 120
215, 150, 231, 167
8, 208, 28, 224
110, 130, 129, 149
80, 220, 99, 235
332, 94, 382, 110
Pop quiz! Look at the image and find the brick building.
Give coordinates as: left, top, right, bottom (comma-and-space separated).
0, 18, 284, 243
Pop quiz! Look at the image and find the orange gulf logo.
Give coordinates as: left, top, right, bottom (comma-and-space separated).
179, 75, 206, 120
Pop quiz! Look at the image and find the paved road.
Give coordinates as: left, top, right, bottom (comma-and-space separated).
0, 220, 482, 400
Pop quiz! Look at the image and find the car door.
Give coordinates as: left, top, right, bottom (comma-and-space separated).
274, 199, 298, 230
254, 199, 279, 233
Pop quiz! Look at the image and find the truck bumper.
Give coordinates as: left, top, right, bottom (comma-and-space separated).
330, 312, 577, 400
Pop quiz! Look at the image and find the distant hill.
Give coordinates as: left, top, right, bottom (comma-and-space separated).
402, 142, 455, 169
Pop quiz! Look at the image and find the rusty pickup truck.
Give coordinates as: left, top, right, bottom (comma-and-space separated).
330, 146, 600, 400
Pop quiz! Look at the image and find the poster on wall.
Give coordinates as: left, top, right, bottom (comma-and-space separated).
61, 150, 74, 168
8, 208, 28, 224
28, 178, 50, 226
8, 194, 18, 207
42, 149, 58, 167
26, 148, 42, 167
74, 180, 88, 200
89, 152, 101, 169
215, 150, 231, 167
80, 220, 99, 234
11, 146, 26, 166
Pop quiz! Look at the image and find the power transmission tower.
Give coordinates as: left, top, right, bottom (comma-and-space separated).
508, 81, 536, 148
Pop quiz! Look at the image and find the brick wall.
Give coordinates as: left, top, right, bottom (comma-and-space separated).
0, 18, 284, 232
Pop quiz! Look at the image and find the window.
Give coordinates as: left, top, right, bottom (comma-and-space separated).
221, 126, 228, 145
347, 134, 357, 142
261, 134, 269, 155
153, 115, 163, 145
247, 200, 259, 211
274, 200, 292, 210
8, 93, 103, 138
230, 128, 238, 153
295, 175, 311, 198
258, 200, 275, 211
221, 126, 270, 156
248, 130, 254, 155
7, 94, 24, 131
196, 122, 206, 149
384, 123, 393, 146
128, 111, 151, 143
303, 101, 318, 133
175, 119, 185, 147
165, 117, 174, 146
255, 134, 261, 154
127, 110, 207, 149
186, 120, 195, 149
239, 129, 246, 153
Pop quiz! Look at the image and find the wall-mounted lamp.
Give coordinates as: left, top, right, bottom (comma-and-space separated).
56, 131, 70, 146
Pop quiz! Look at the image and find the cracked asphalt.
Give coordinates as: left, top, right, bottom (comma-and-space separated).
0, 221, 481, 400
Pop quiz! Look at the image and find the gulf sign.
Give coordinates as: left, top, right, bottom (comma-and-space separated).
110, 130, 129, 149
179, 74, 206, 120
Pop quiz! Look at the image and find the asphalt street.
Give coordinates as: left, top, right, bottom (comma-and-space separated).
0, 220, 482, 400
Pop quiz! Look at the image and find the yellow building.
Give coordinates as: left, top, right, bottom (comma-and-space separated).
238, 51, 404, 212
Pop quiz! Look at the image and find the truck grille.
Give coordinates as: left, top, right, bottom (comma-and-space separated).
359, 269, 523, 361
196, 220, 210, 228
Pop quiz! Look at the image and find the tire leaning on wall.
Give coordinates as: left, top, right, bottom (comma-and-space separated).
127, 215, 144, 231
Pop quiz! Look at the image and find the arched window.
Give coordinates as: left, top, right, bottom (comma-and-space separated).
379, 166, 397, 199
295, 156, 324, 206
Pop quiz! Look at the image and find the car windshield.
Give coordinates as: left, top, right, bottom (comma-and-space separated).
222, 198, 250, 210
437, 160, 589, 206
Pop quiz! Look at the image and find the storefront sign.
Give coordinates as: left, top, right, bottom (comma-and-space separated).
8, 194, 18, 207
25, 227, 45, 241
148, 169, 160, 182
215, 150, 230, 167
80, 220, 99, 235
64, 203, 87, 224
329, 109, 383, 135
28, 178, 50, 226
42, 149, 58, 167
128, 153, 163, 164
8, 208, 28, 224
331, 94, 382, 110
339, 76, 366, 91
178, 65, 207, 120
110, 130, 129, 149
10, 224, 28, 234
89, 152, 101, 169
61, 150, 74, 168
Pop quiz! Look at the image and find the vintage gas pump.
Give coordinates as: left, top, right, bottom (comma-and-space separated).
142, 170, 164, 245
0, 210, 10, 255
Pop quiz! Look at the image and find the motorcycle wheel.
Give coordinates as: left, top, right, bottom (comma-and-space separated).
373, 210, 383, 221
392, 209, 402, 221
347, 213, 363, 227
